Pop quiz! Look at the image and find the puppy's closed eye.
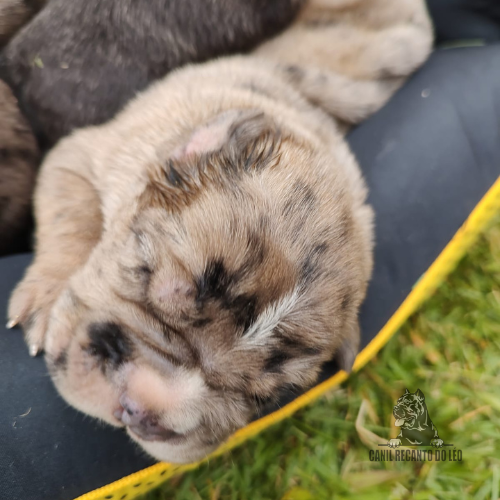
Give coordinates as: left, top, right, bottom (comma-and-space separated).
86, 322, 133, 368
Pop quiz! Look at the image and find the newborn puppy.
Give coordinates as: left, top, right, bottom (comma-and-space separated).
0, 79, 38, 255
0, 0, 45, 47
0, 0, 305, 149
9, 0, 433, 463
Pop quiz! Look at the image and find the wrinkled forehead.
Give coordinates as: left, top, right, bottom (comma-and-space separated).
133, 177, 272, 254
128, 197, 297, 315
69, 260, 261, 369
398, 395, 416, 405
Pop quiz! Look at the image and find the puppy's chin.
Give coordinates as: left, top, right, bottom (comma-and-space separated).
131, 432, 220, 464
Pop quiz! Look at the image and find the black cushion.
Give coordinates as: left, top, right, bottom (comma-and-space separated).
427, 0, 500, 43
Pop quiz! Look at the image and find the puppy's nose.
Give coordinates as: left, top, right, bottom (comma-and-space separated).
115, 394, 147, 426
114, 394, 182, 442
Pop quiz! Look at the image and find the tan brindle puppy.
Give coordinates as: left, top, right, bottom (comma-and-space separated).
9, 0, 432, 463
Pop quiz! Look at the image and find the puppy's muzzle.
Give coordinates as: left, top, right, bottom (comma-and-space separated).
114, 394, 183, 442
394, 406, 405, 419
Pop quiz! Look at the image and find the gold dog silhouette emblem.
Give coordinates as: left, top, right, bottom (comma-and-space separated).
387, 389, 444, 448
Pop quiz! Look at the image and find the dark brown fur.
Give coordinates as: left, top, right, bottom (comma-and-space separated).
0, 0, 304, 149
0, 79, 38, 254
0, 0, 45, 47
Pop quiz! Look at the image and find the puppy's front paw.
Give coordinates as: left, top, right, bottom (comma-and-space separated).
388, 439, 401, 448
8, 270, 66, 356
377, 26, 432, 78
431, 438, 443, 448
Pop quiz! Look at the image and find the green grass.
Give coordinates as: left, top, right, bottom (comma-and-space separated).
142, 215, 500, 500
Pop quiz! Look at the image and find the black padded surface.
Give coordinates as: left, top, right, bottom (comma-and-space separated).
426, 0, 500, 43
1, 45, 500, 500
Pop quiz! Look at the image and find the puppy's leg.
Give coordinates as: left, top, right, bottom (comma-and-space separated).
280, 63, 401, 125
255, 0, 433, 80
297, 0, 431, 32
8, 138, 102, 355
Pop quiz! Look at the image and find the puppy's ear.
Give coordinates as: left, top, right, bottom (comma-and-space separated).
415, 389, 425, 401
140, 109, 282, 212
172, 109, 275, 160
404, 388, 410, 395
334, 321, 360, 373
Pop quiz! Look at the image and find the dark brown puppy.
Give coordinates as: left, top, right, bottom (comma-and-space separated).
0, 0, 304, 149
0, 79, 38, 255
0, 0, 45, 48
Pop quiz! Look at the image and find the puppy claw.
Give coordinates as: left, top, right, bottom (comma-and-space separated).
29, 344, 41, 357
6, 318, 18, 329
9, 271, 65, 354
